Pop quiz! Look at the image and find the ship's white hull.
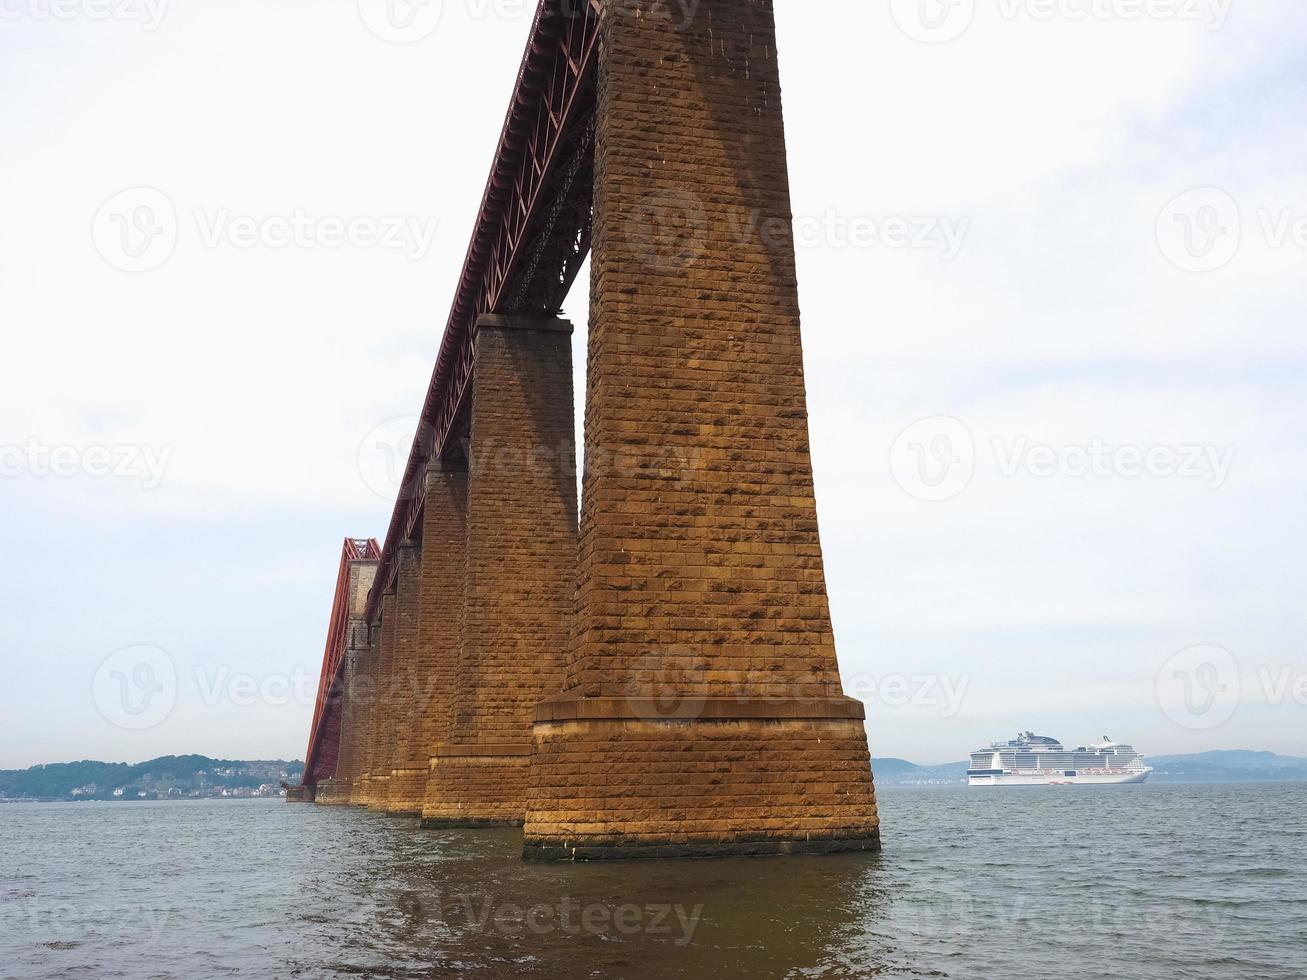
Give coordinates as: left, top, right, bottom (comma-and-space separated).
969, 769, 1151, 787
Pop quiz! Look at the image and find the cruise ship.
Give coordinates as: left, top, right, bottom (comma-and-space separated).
968, 732, 1153, 786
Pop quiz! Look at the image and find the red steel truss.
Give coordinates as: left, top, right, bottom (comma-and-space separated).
303, 537, 381, 786
365, 0, 601, 624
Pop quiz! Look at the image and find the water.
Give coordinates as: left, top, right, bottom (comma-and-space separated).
3, 783, 1305, 979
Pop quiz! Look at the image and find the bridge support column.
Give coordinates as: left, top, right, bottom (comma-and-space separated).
386, 543, 426, 816
347, 624, 380, 805
313, 648, 352, 806
316, 649, 357, 805
417, 461, 469, 825
363, 589, 397, 809
321, 566, 377, 805
423, 314, 577, 828
523, 0, 879, 859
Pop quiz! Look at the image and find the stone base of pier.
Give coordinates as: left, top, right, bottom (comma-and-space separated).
312, 780, 350, 806
523, 698, 880, 861
385, 767, 427, 817
419, 743, 532, 828
363, 774, 391, 810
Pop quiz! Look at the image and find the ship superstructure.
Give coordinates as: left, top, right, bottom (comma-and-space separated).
967, 732, 1153, 786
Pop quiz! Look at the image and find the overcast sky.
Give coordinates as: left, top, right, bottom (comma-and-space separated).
1, 1, 1304, 769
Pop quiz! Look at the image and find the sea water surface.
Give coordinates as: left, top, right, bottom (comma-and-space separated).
2, 783, 1305, 979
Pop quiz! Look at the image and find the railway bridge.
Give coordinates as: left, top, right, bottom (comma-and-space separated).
300, 0, 880, 860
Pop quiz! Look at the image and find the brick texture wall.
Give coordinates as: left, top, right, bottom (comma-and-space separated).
424, 314, 578, 827
387, 544, 426, 815
315, 559, 377, 807
363, 591, 397, 808
317, 652, 358, 805
350, 625, 381, 805
418, 462, 469, 823
524, 0, 879, 859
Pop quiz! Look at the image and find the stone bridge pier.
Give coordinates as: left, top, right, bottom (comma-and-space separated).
522, 0, 879, 860
302, 0, 879, 861
423, 315, 578, 827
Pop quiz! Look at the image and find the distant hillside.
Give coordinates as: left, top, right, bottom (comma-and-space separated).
873, 758, 967, 786
0, 756, 304, 801
1147, 751, 1307, 783
872, 751, 1307, 787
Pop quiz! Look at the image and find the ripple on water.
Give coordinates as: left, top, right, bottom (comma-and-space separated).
1, 787, 1305, 979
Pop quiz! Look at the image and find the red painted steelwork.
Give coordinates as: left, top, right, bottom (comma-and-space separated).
365, 0, 601, 624
303, 537, 381, 787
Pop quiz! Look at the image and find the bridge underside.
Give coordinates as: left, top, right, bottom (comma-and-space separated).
303, 0, 880, 860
